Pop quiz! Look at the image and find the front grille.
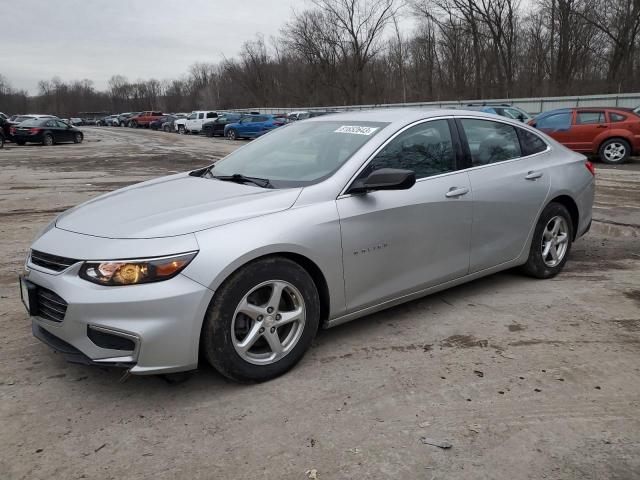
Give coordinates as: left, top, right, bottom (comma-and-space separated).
36, 287, 68, 322
30, 249, 79, 272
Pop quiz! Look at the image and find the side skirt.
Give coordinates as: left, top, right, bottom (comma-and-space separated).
324, 259, 522, 329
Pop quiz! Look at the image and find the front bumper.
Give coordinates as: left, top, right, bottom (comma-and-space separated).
23, 257, 214, 375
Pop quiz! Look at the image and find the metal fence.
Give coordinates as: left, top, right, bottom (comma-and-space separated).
236, 92, 640, 116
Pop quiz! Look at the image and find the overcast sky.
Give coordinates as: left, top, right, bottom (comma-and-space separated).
3, 0, 308, 94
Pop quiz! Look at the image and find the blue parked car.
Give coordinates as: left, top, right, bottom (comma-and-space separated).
224, 114, 287, 140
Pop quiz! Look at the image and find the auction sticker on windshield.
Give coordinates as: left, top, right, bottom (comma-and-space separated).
334, 125, 379, 135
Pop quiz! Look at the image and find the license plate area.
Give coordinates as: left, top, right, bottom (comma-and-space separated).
19, 276, 39, 315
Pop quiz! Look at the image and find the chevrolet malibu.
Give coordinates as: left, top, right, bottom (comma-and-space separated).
20, 110, 595, 382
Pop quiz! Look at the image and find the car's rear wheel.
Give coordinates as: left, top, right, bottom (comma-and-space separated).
163, 125, 171, 132
521, 202, 573, 279
205, 129, 213, 137
227, 128, 237, 141
42, 134, 53, 146
599, 138, 630, 164
16, 140, 26, 146
73, 132, 83, 144
201, 256, 320, 383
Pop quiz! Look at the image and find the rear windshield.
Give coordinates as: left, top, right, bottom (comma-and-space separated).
14, 116, 34, 123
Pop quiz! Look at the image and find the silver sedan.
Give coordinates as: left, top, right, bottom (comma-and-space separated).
20, 109, 595, 382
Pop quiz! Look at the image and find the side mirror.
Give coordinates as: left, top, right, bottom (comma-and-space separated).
518, 114, 525, 122
348, 168, 416, 194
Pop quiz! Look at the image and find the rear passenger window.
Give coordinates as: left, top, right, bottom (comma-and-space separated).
576, 111, 604, 124
198, 113, 204, 119
363, 119, 455, 179
460, 119, 521, 166
517, 128, 547, 156
206, 112, 217, 118
610, 113, 627, 122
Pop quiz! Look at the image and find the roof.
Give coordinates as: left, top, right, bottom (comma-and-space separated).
307, 107, 505, 125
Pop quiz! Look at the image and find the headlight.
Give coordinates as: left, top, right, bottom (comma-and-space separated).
79, 252, 197, 286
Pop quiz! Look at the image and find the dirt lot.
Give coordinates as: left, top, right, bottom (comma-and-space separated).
1, 127, 639, 480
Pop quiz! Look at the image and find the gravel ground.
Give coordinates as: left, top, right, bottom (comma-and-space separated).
1, 127, 639, 480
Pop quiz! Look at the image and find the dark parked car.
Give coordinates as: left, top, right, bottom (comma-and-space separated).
202, 113, 244, 137
0, 117, 5, 148
117, 112, 139, 127
10, 118, 84, 146
149, 115, 171, 130
161, 114, 186, 132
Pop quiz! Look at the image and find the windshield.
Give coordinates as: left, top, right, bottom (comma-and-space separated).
209, 120, 388, 188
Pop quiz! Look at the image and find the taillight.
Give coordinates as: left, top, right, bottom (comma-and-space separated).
29, 128, 41, 134
585, 160, 595, 176
10, 127, 16, 134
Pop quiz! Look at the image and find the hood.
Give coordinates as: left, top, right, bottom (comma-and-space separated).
56, 173, 302, 239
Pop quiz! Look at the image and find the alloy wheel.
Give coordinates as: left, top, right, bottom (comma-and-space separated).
541, 215, 569, 267
603, 142, 626, 162
231, 280, 306, 365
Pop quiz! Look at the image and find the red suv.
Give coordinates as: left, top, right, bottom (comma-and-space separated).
129, 111, 164, 128
529, 107, 640, 164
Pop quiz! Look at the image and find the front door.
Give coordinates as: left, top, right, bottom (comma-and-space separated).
338, 118, 473, 312
457, 118, 551, 272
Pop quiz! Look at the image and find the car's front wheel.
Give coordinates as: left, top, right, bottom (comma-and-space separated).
521, 202, 573, 279
599, 138, 630, 164
201, 256, 320, 383
226, 128, 237, 140
73, 132, 83, 144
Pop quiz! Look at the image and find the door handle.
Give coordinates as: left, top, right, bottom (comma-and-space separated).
525, 170, 543, 180
445, 186, 469, 198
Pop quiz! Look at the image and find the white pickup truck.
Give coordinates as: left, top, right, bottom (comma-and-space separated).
174, 111, 219, 134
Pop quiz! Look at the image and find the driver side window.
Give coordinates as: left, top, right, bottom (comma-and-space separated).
361, 120, 455, 180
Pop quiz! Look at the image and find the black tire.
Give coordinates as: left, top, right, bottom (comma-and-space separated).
42, 134, 54, 146
598, 138, 630, 164
201, 256, 320, 383
0, 136, 4, 148
73, 132, 83, 144
163, 125, 171, 133
130, 120, 138, 128
178, 125, 186, 134
204, 129, 213, 138
16, 140, 26, 146
521, 202, 573, 279
227, 128, 237, 141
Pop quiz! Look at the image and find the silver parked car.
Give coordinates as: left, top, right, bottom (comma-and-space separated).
20, 109, 595, 382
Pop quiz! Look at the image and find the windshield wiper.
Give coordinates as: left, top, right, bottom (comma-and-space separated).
212, 173, 273, 189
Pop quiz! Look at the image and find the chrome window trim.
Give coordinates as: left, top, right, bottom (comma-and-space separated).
338, 115, 551, 198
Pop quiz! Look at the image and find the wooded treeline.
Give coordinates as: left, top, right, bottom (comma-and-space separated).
2, 0, 640, 117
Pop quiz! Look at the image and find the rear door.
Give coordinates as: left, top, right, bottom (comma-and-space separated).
338, 118, 473, 311
457, 117, 551, 272
569, 110, 608, 152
